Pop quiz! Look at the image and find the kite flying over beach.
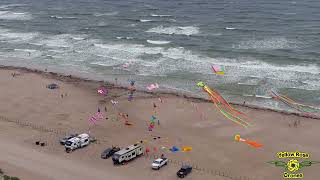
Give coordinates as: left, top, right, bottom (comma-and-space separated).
197, 81, 252, 128
211, 65, 225, 75
271, 90, 320, 118
88, 112, 103, 125
235, 134, 263, 148
147, 83, 159, 91
97, 87, 108, 95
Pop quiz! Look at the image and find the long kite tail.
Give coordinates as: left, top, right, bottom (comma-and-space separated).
204, 85, 252, 120
212, 97, 251, 128
281, 95, 320, 112
199, 82, 252, 127
204, 86, 250, 117
244, 140, 263, 148
217, 104, 252, 127
272, 92, 319, 116
272, 90, 320, 112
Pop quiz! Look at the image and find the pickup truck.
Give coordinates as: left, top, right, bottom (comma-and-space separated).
151, 158, 168, 170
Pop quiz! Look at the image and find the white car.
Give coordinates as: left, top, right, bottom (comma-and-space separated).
152, 158, 168, 170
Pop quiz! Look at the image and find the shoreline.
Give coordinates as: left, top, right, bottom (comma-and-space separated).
1, 64, 319, 120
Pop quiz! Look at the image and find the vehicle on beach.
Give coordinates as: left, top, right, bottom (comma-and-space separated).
59, 134, 78, 145
112, 144, 143, 165
177, 165, 192, 178
64, 133, 90, 153
151, 158, 168, 170
101, 146, 121, 159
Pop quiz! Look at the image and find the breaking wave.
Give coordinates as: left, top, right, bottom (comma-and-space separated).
225, 27, 236, 30
50, 16, 77, 19
0, 28, 38, 42
146, 26, 200, 36
139, 19, 153, 22
150, 14, 172, 17
147, 40, 171, 45
93, 12, 118, 16
0, 4, 27, 9
116, 36, 133, 40
0, 11, 32, 20
234, 37, 299, 50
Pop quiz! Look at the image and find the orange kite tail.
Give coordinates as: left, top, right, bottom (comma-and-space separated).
244, 140, 263, 148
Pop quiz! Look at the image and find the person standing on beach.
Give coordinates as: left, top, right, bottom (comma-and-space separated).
98, 108, 100, 113
128, 80, 136, 101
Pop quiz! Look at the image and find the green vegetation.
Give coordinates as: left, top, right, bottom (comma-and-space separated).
10, 177, 20, 180
0, 170, 20, 180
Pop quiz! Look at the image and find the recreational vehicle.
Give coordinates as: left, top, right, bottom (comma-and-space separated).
112, 144, 143, 164
64, 133, 90, 152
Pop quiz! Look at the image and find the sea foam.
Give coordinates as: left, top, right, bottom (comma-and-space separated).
0, 11, 32, 20
147, 40, 171, 45
146, 26, 199, 36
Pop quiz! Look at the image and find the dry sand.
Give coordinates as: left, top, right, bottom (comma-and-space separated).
0, 67, 320, 180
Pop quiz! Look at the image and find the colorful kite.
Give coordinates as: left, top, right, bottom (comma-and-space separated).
122, 63, 129, 68
88, 112, 103, 125
129, 80, 135, 86
271, 90, 320, 117
211, 65, 225, 75
148, 115, 156, 131
111, 100, 118, 106
235, 134, 263, 148
147, 83, 159, 91
170, 146, 180, 152
97, 87, 108, 95
182, 146, 192, 152
197, 81, 252, 128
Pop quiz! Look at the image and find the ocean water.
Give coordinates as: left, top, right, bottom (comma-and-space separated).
0, 0, 319, 112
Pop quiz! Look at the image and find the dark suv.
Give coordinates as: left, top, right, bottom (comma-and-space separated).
101, 146, 121, 159
177, 165, 192, 178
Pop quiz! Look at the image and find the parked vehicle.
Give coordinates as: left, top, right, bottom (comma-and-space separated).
151, 158, 168, 170
177, 165, 192, 178
59, 134, 78, 145
64, 133, 90, 153
112, 144, 143, 165
101, 146, 121, 159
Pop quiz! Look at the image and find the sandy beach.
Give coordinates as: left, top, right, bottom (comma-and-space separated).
0, 66, 320, 180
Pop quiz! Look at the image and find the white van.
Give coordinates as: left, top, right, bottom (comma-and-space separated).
65, 133, 90, 152
112, 144, 143, 164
